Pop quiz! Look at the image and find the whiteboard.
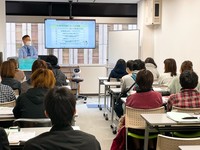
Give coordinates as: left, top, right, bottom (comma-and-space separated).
108, 30, 139, 67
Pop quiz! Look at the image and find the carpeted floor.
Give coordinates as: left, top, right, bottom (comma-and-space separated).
76, 96, 117, 150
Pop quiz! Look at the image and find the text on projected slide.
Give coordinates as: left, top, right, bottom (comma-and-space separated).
45, 19, 96, 49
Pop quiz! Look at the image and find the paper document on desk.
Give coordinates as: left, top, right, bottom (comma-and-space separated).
8, 131, 35, 144
167, 112, 200, 123
0, 107, 13, 115
153, 87, 163, 92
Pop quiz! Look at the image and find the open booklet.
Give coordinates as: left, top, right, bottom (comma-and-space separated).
0, 107, 13, 115
8, 131, 36, 145
167, 112, 200, 123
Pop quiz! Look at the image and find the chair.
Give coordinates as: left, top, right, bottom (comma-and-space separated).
125, 106, 165, 150
173, 106, 200, 113
0, 100, 16, 107
13, 118, 52, 128
172, 106, 200, 138
156, 134, 200, 150
71, 68, 87, 103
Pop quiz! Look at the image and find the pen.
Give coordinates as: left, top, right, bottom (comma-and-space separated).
182, 117, 198, 119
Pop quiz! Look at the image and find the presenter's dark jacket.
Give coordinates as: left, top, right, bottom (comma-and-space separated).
13, 87, 48, 119
23, 126, 101, 150
1, 77, 21, 94
0, 127, 10, 150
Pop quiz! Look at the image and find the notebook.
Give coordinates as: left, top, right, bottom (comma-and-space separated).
167, 112, 200, 123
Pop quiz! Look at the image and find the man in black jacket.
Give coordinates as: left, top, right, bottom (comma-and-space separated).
23, 87, 101, 150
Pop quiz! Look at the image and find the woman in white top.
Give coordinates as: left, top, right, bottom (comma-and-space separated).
158, 58, 177, 86
145, 57, 159, 80
168, 60, 200, 94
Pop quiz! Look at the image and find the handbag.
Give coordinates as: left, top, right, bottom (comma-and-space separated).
114, 73, 136, 118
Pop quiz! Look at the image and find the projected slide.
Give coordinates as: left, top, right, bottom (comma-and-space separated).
45, 19, 96, 49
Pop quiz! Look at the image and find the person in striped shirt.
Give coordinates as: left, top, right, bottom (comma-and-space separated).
0, 83, 16, 103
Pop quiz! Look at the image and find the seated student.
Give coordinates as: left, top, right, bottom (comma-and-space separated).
158, 58, 177, 85
21, 60, 47, 94
9, 58, 26, 83
23, 87, 101, 150
46, 55, 67, 86
108, 59, 127, 81
0, 127, 10, 150
135, 59, 146, 71
0, 83, 16, 103
1, 61, 21, 94
167, 70, 200, 111
168, 60, 200, 94
126, 69, 162, 108
121, 60, 137, 94
111, 70, 162, 150
13, 69, 55, 118
115, 60, 144, 118
145, 57, 159, 80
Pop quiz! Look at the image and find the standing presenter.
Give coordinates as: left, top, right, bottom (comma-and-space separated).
18, 35, 38, 59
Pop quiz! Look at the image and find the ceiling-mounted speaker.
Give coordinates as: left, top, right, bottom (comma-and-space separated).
145, 0, 162, 25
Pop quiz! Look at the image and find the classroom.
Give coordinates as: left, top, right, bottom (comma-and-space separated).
0, 0, 200, 150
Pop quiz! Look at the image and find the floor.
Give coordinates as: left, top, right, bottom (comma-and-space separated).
76, 96, 117, 150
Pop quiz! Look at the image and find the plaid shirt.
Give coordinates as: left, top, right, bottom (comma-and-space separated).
0, 83, 16, 103
167, 89, 200, 111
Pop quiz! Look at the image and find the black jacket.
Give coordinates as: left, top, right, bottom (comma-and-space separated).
1, 77, 21, 94
13, 87, 48, 119
23, 126, 101, 150
53, 68, 67, 86
0, 128, 10, 150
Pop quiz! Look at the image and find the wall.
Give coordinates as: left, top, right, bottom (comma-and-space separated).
154, 0, 200, 75
79, 65, 107, 94
0, 0, 6, 56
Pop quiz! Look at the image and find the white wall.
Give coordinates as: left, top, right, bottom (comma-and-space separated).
154, 0, 200, 75
79, 65, 107, 94
0, 0, 6, 56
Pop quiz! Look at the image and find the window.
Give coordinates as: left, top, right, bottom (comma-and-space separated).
6, 23, 137, 65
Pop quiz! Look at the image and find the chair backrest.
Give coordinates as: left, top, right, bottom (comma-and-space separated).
13, 118, 52, 128
156, 134, 200, 150
173, 106, 200, 114
0, 100, 16, 107
125, 106, 165, 129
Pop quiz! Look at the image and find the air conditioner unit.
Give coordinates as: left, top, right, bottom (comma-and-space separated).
145, 0, 162, 25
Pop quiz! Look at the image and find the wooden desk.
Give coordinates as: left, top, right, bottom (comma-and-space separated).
141, 114, 200, 150
179, 145, 200, 150
103, 81, 121, 120
97, 77, 108, 110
